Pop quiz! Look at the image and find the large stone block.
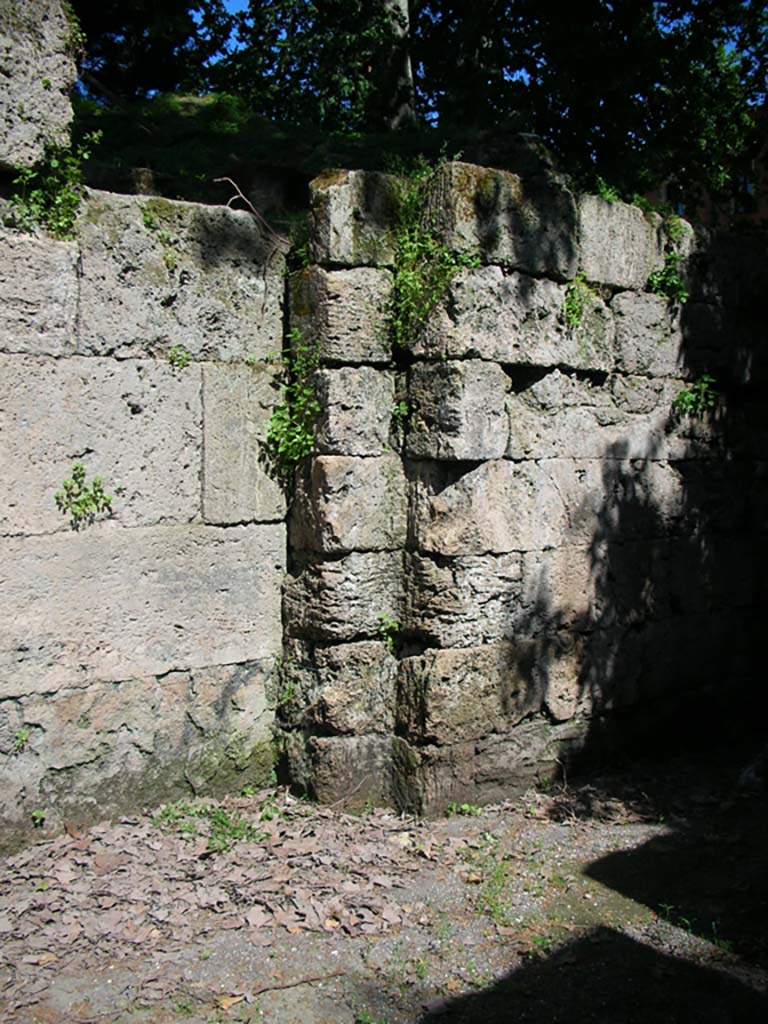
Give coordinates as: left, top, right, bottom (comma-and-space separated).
612, 291, 683, 377
396, 644, 536, 746
0, 354, 202, 536
404, 552, 523, 648
314, 366, 395, 455
425, 162, 578, 279
280, 639, 397, 735
289, 266, 392, 364
412, 459, 595, 554
283, 550, 405, 641
578, 195, 664, 289
407, 359, 510, 460
76, 191, 285, 361
507, 369, 682, 461
287, 733, 393, 807
0, 0, 76, 169
202, 362, 285, 524
0, 523, 285, 697
0, 229, 78, 355
308, 169, 399, 266
290, 455, 407, 553
1, 660, 277, 840
417, 266, 614, 371
393, 716, 586, 814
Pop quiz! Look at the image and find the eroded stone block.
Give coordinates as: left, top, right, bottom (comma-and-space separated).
0, 523, 285, 696
404, 552, 523, 648
397, 644, 536, 746
283, 550, 404, 641
578, 195, 664, 289
289, 266, 392, 364
314, 366, 395, 455
0, 0, 75, 169
425, 162, 578, 278
202, 362, 285, 524
612, 291, 683, 377
280, 639, 397, 735
0, 229, 78, 355
287, 734, 393, 807
407, 360, 510, 460
308, 169, 399, 266
0, 354, 202, 535
77, 191, 285, 361
417, 266, 614, 371
290, 455, 407, 553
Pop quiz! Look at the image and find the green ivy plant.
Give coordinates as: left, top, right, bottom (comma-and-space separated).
562, 272, 593, 328
594, 176, 622, 203
648, 252, 689, 303
6, 131, 101, 240
672, 375, 717, 417
55, 462, 113, 530
168, 344, 191, 369
389, 157, 479, 350
377, 613, 399, 652
264, 328, 321, 479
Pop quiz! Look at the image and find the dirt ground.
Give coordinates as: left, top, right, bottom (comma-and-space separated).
1, 740, 766, 1024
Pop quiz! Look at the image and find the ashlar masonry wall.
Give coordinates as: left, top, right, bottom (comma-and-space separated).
0, 190, 287, 847
280, 162, 766, 814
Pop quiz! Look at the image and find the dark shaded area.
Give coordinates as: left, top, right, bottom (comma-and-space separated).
420, 926, 766, 1023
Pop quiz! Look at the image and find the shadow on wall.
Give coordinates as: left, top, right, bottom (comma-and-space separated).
508, 227, 768, 774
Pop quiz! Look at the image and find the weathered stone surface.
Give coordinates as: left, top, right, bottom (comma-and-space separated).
397, 644, 536, 745
612, 291, 683, 377
411, 460, 591, 554
202, 362, 285, 524
289, 266, 392, 364
290, 455, 407, 553
0, 0, 76, 169
1, 660, 277, 834
425, 162, 578, 279
0, 228, 78, 355
506, 369, 683, 461
404, 552, 523, 648
578, 195, 664, 289
417, 266, 614, 371
283, 551, 405, 641
77, 191, 285, 361
393, 716, 587, 813
308, 169, 399, 266
407, 360, 510, 460
314, 366, 395, 455
0, 354, 202, 536
284, 732, 393, 807
280, 639, 397, 735
0, 523, 285, 696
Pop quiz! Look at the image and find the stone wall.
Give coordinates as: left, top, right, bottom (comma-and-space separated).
1, 3, 764, 837
0, 190, 287, 847
0, 0, 75, 170
280, 164, 767, 814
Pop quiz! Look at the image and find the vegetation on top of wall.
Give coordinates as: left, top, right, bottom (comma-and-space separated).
648, 252, 689, 304
4, 131, 101, 240
388, 155, 479, 350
